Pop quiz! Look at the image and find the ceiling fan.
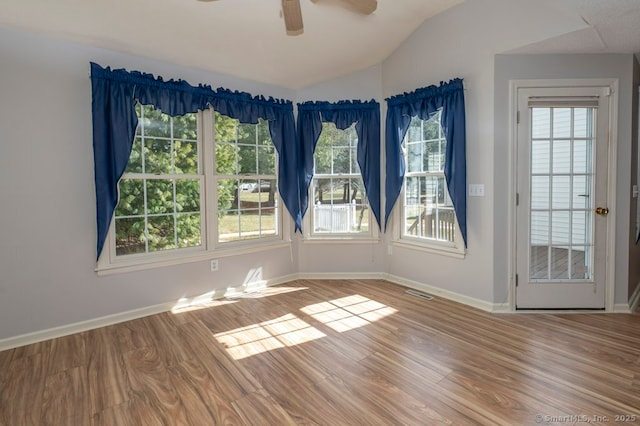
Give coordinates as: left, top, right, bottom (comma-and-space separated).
198, 0, 377, 36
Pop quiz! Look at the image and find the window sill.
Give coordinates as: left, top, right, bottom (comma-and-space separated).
392, 239, 466, 259
302, 236, 380, 245
96, 240, 292, 276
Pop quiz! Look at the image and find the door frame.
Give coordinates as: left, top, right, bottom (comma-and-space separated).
507, 79, 619, 312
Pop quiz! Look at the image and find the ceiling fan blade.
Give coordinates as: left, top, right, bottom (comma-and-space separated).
343, 0, 377, 14
282, 0, 304, 36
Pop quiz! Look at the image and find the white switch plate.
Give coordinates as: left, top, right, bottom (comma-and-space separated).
210, 259, 219, 272
469, 184, 485, 197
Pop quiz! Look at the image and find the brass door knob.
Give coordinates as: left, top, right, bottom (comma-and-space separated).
595, 207, 609, 216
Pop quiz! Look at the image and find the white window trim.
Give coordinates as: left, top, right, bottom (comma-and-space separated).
96, 108, 290, 275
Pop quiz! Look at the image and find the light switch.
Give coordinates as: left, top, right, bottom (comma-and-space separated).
469, 184, 485, 197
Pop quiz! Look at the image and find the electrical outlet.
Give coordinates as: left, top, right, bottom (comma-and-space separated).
210, 260, 219, 272
469, 184, 485, 197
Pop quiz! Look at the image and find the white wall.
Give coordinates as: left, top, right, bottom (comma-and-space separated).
0, 26, 298, 341
380, 0, 587, 304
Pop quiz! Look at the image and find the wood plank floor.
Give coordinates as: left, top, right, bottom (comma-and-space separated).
1, 279, 639, 425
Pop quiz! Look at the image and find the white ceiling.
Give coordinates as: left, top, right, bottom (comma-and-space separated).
0, 0, 463, 89
0, 0, 639, 89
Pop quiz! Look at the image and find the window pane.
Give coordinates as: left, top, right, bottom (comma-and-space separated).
217, 179, 238, 218
215, 112, 237, 143
531, 176, 549, 209
573, 139, 591, 174
146, 179, 174, 214
175, 180, 200, 212
115, 217, 146, 256
332, 147, 350, 174
531, 210, 549, 245
552, 108, 571, 138
571, 246, 589, 279
552, 140, 571, 174
116, 179, 144, 216
173, 114, 197, 140
140, 105, 171, 138
147, 215, 176, 252
176, 214, 201, 248
257, 120, 271, 146
572, 210, 588, 246
407, 142, 422, 173
174, 141, 198, 174
145, 139, 172, 175
550, 246, 570, 279
238, 122, 256, 145
551, 210, 570, 246
531, 108, 550, 139
407, 118, 422, 142
240, 210, 261, 240
530, 245, 548, 280
572, 176, 590, 209
314, 178, 332, 204
573, 108, 589, 138
552, 176, 570, 209
423, 114, 440, 140
216, 143, 237, 174
257, 145, 275, 175
424, 140, 442, 172
218, 208, 239, 242
238, 144, 257, 174
531, 140, 550, 174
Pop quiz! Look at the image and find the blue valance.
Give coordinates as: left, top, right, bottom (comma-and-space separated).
385, 78, 467, 246
90, 62, 299, 258
297, 100, 381, 230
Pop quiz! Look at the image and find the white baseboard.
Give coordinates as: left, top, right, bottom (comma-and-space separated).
0, 302, 174, 352
297, 272, 385, 281
383, 273, 499, 312
628, 281, 640, 313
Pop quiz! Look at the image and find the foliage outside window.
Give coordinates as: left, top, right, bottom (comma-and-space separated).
401, 111, 462, 250
115, 105, 202, 256
112, 104, 280, 262
309, 123, 371, 237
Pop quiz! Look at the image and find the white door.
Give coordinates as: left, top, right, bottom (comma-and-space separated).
516, 85, 612, 309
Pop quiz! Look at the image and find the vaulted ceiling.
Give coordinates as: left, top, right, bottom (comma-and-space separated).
0, 0, 638, 89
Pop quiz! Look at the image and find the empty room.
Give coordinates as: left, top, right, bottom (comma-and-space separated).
1, 0, 640, 424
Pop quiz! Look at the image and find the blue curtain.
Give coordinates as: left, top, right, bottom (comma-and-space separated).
297, 100, 381, 230
90, 63, 299, 258
385, 79, 467, 246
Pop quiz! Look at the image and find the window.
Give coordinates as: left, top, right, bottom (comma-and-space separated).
400, 111, 463, 252
214, 111, 279, 243
307, 123, 373, 237
106, 104, 282, 268
115, 105, 203, 256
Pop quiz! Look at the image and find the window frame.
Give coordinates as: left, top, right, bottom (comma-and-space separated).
97, 108, 289, 275
303, 122, 379, 242
393, 112, 465, 258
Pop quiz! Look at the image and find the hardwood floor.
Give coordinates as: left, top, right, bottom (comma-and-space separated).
1, 279, 639, 425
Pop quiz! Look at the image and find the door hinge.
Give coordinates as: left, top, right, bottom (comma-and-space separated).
516, 274, 519, 287
517, 110, 520, 124
516, 193, 519, 206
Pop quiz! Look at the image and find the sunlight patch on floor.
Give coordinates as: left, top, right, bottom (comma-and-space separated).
215, 313, 326, 360
300, 295, 397, 333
